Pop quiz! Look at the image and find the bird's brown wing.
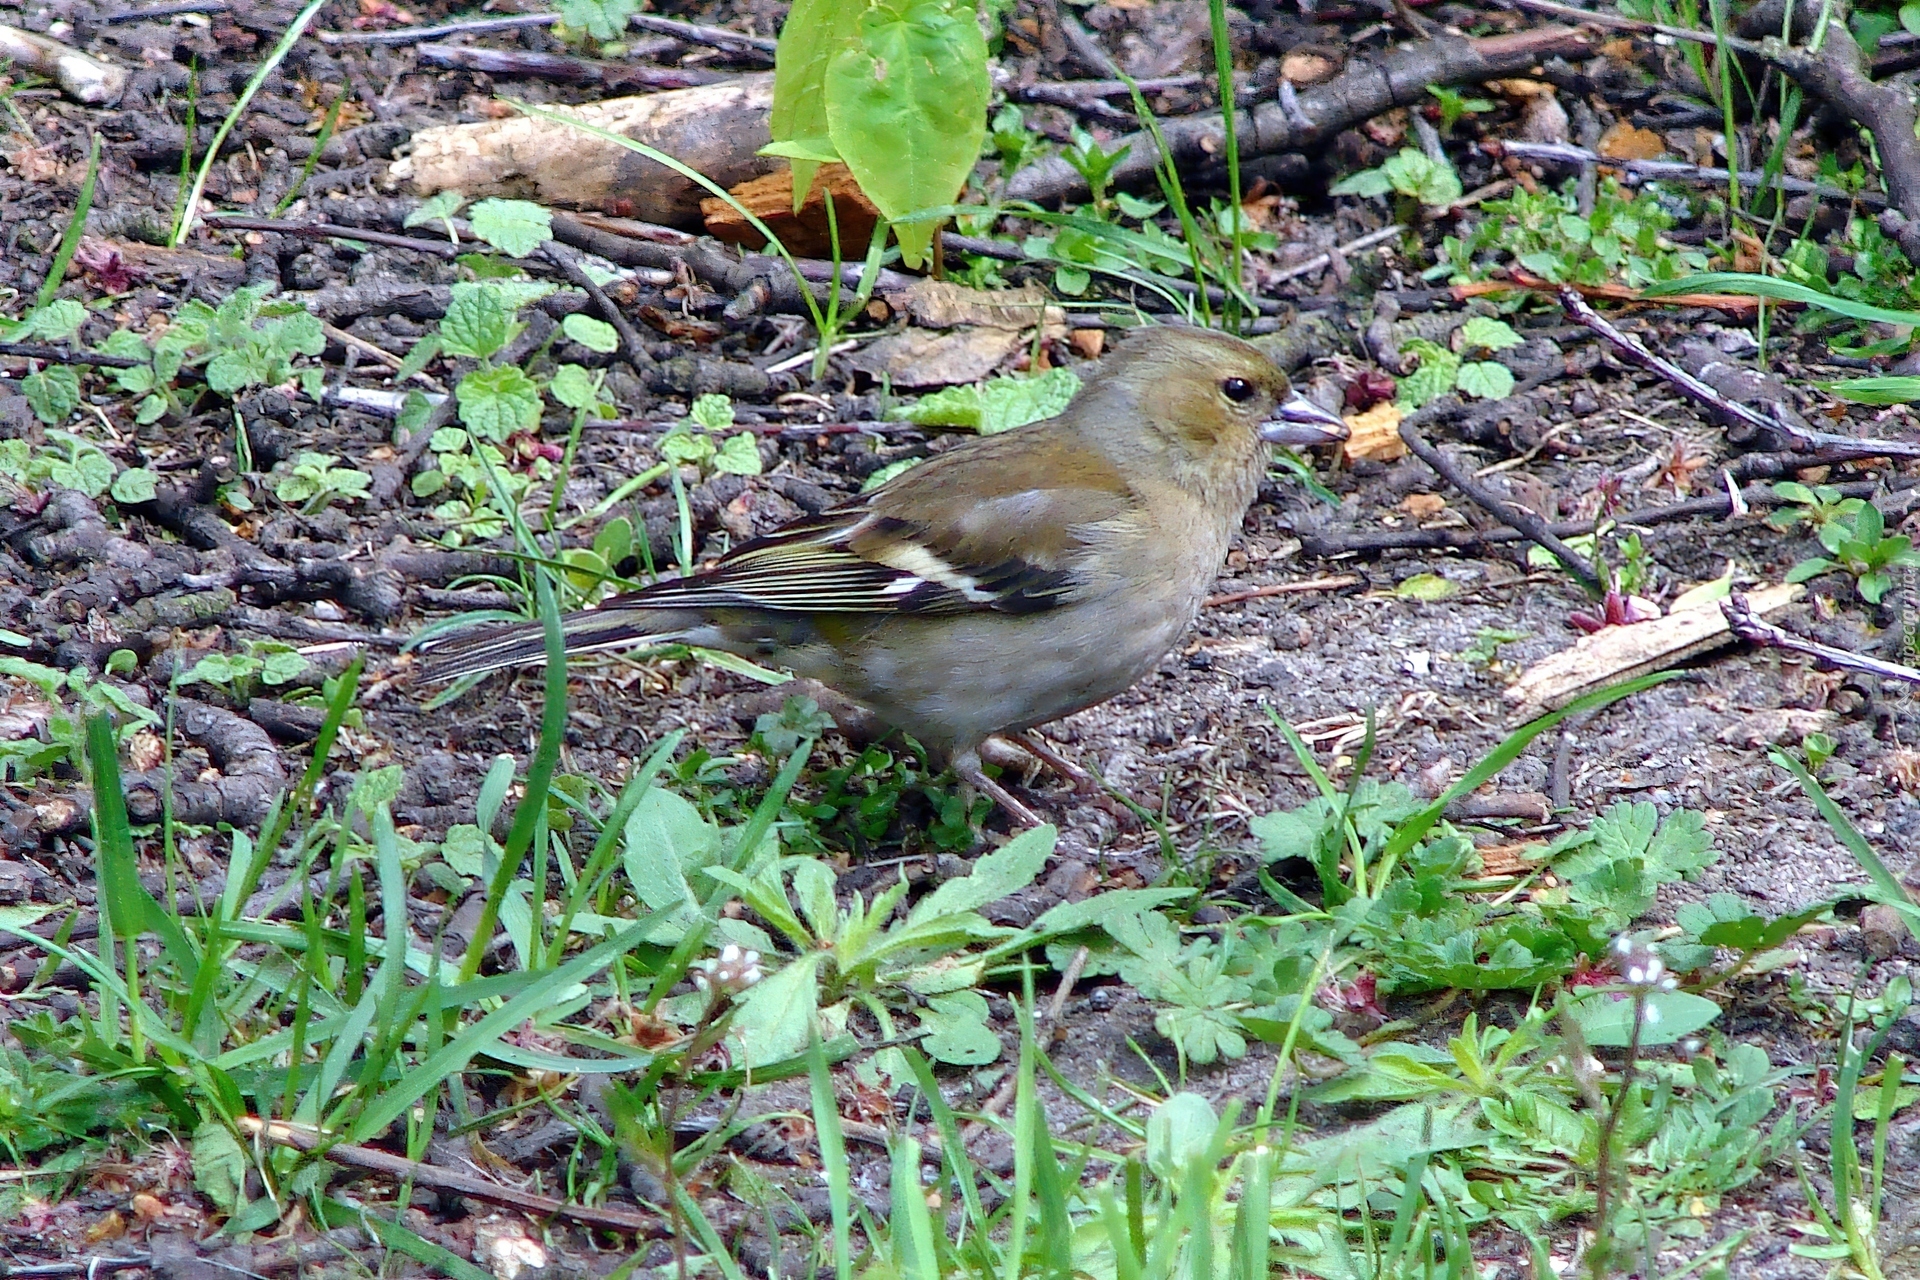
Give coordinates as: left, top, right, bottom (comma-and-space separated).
614, 425, 1138, 618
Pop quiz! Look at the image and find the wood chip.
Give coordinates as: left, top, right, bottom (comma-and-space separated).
701, 161, 880, 259
1597, 122, 1666, 161
1342, 401, 1406, 463
1505, 583, 1802, 722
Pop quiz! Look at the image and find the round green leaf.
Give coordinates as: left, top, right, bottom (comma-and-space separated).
824, 0, 988, 269
110, 467, 159, 505
1456, 359, 1515, 401
550, 363, 600, 409
457, 364, 543, 440
561, 314, 620, 354
467, 198, 553, 258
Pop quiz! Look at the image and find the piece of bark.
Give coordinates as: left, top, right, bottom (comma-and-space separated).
1505, 583, 1802, 721
701, 162, 881, 258
390, 75, 777, 228
1340, 402, 1405, 462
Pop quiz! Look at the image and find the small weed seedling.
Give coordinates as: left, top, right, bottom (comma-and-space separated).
1395, 315, 1524, 409
1783, 500, 1920, 603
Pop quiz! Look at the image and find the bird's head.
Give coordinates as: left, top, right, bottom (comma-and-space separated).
1075, 326, 1348, 487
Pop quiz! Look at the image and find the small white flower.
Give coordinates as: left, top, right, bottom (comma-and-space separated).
691, 944, 764, 995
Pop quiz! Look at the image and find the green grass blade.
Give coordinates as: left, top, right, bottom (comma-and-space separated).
1644, 272, 1920, 328
86, 714, 196, 978
345, 916, 652, 1142
809, 1030, 854, 1280
171, 0, 330, 245
459, 566, 568, 984
1770, 747, 1917, 919
38, 133, 99, 313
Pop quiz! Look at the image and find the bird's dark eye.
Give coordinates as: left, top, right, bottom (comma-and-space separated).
1222, 377, 1256, 403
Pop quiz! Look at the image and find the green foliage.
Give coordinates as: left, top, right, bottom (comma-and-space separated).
466, 198, 552, 258
1768, 481, 1867, 535
1440, 177, 1709, 289
1783, 500, 1920, 603
768, 0, 989, 268
1395, 316, 1523, 410
1777, 214, 1920, 355
403, 188, 467, 242
1428, 84, 1493, 133
179, 642, 312, 701
1062, 125, 1131, 217
715, 825, 1052, 1070
888, 366, 1081, 435
1460, 625, 1529, 668
395, 280, 628, 548
1331, 147, 1464, 209
552, 0, 642, 42
0, 654, 158, 781
271, 451, 372, 514
986, 103, 1047, 178
25, 281, 328, 431
658, 394, 764, 477
0, 1045, 142, 1160
22, 364, 81, 426
0, 432, 115, 497
179, 283, 326, 397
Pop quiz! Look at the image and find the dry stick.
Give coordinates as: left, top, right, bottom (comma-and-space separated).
237, 1116, 668, 1237
1558, 285, 1920, 459
1204, 574, 1364, 608
1016, 74, 1205, 101
414, 43, 721, 92
1301, 472, 1901, 558
1499, 0, 1752, 48
104, 0, 225, 18
0, 342, 142, 369
622, 12, 777, 55
585, 418, 925, 440
1268, 226, 1405, 286
1497, 140, 1883, 206
1397, 417, 1605, 592
1723, 593, 1920, 684
543, 242, 659, 382
1004, 24, 1598, 204
0, 1260, 150, 1278
201, 213, 463, 258
318, 12, 557, 44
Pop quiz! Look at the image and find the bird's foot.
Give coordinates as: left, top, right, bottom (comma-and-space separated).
1008, 731, 1101, 796
953, 750, 1048, 830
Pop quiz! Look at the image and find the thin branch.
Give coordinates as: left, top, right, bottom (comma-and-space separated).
1724, 593, 1920, 684
1497, 140, 1882, 206
1398, 415, 1605, 592
1557, 285, 1920, 459
239, 1116, 670, 1235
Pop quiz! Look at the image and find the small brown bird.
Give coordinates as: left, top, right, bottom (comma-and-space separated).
418, 326, 1347, 822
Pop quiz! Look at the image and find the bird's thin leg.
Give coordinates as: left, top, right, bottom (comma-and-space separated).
1005, 731, 1100, 795
952, 749, 1047, 829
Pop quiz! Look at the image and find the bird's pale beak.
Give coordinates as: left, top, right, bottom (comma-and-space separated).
1260, 395, 1350, 447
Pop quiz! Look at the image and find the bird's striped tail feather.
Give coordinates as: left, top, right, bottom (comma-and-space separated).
414, 608, 690, 681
